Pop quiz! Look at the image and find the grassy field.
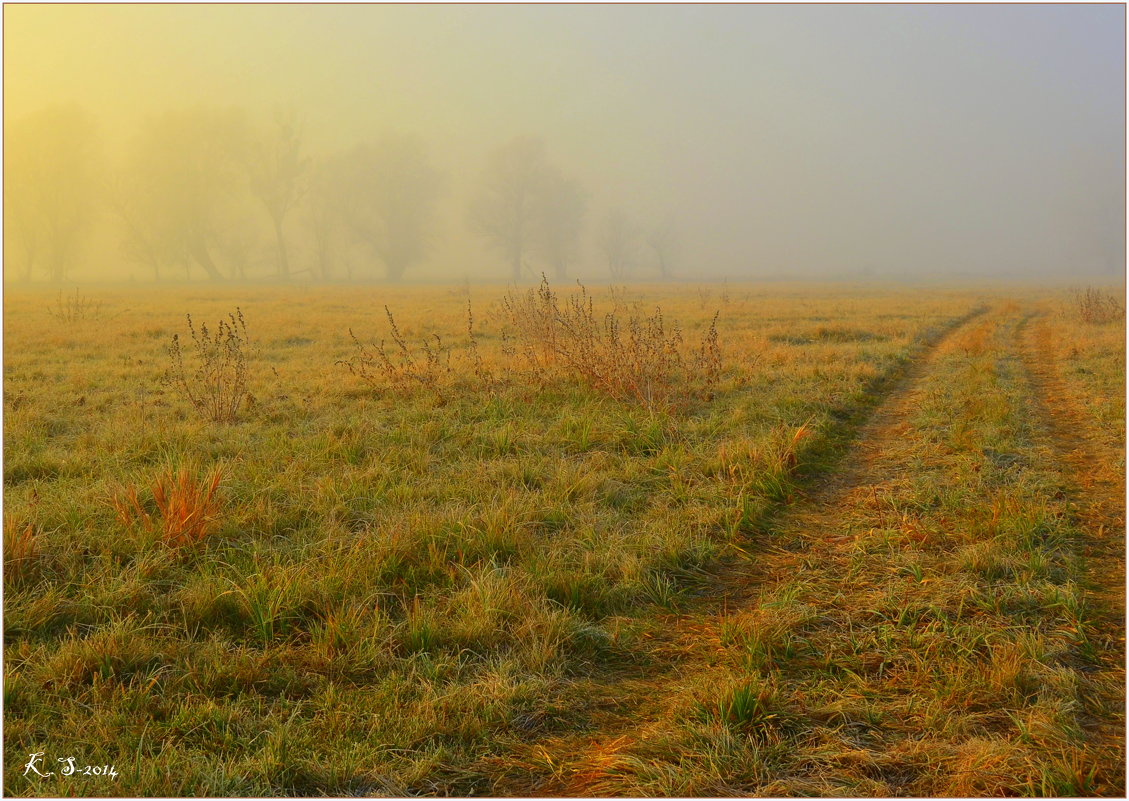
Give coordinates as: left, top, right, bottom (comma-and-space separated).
3, 281, 1123, 796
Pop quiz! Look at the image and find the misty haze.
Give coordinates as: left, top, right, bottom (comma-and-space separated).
3, 4, 1125, 798
4, 4, 1125, 284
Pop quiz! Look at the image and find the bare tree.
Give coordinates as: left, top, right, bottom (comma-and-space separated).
468, 135, 551, 282
535, 169, 587, 281
4, 105, 101, 282
332, 135, 443, 282
127, 106, 249, 282
108, 171, 174, 282
597, 209, 638, 281
646, 218, 680, 279
246, 111, 308, 280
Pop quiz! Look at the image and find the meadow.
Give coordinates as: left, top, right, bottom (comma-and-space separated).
2, 280, 1124, 796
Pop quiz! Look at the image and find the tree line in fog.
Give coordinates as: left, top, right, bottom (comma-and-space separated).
5, 104, 682, 284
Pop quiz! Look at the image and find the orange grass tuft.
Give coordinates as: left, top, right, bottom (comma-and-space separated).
3, 518, 39, 579
113, 465, 224, 547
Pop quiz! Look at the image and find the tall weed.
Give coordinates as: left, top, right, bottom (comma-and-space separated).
339, 306, 453, 401
1074, 287, 1123, 324
166, 308, 254, 422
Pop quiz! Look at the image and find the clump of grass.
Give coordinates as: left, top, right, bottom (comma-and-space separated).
1037, 750, 1104, 796
638, 571, 685, 609
312, 602, 392, 659
397, 596, 446, 654
720, 605, 811, 671
4, 518, 40, 583
228, 565, 305, 644
166, 308, 254, 422
47, 288, 103, 323
697, 678, 783, 737
1074, 287, 1123, 324
111, 465, 224, 548
717, 421, 814, 523
42, 616, 167, 688
501, 276, 722, 410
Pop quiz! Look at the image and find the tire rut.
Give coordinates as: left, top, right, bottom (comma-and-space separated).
1015, 312, 1126, 779
485, 307, 994, 796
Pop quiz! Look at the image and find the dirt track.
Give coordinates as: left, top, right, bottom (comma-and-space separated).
486, 304, 1126, 796
489, 308, 998, 795
1017, 312, 1126, 785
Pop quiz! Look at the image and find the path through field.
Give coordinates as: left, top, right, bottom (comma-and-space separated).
1018, 312, 1126, 786
486, 304, 1126, 796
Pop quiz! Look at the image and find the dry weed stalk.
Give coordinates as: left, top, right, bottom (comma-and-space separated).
339, 306, 454, 401
465, 299, 494, 385
339, 281, 722, 408
1075, 287, 1123, 325
112, 466, 224, 548
501, 276, 722, 409
166, 308, 253, 423
47, 288, 103, 323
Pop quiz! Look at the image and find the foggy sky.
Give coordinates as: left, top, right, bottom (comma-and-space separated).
5, 3, 1125, 282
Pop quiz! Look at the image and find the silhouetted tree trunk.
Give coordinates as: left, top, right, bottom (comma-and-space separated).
328, 137, 442, 284
469, 136, 548, 285
535, 170, 585, 283
386, 256, 408, 283
598, 210, 637, 281
48, 253, 65, 283
19, 238, 37, 283
647, 219, 678, 280
309, 212, 334, 281
271, 217, 290, 280
246, 111, 307, 282
186, 237, 225, 282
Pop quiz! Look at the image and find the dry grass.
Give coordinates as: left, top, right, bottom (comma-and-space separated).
339, 305, 457, 401
3, 518, 40, 582
111, 465, 224, 547
498, 277, 721, 409
1075, 286, 1124, 325
338, 277, 723, 410
3, 281, 1121, 796
46, 287, 103, 323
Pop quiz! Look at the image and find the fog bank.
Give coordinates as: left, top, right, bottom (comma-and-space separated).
5, 4, 1124, 284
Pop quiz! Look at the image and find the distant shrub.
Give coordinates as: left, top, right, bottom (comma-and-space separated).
111, 465, 224, 548
166, 308, 253, 422
501, 276, 722, 410
47, 288, 102, 323
1075, 287, 1123, 324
